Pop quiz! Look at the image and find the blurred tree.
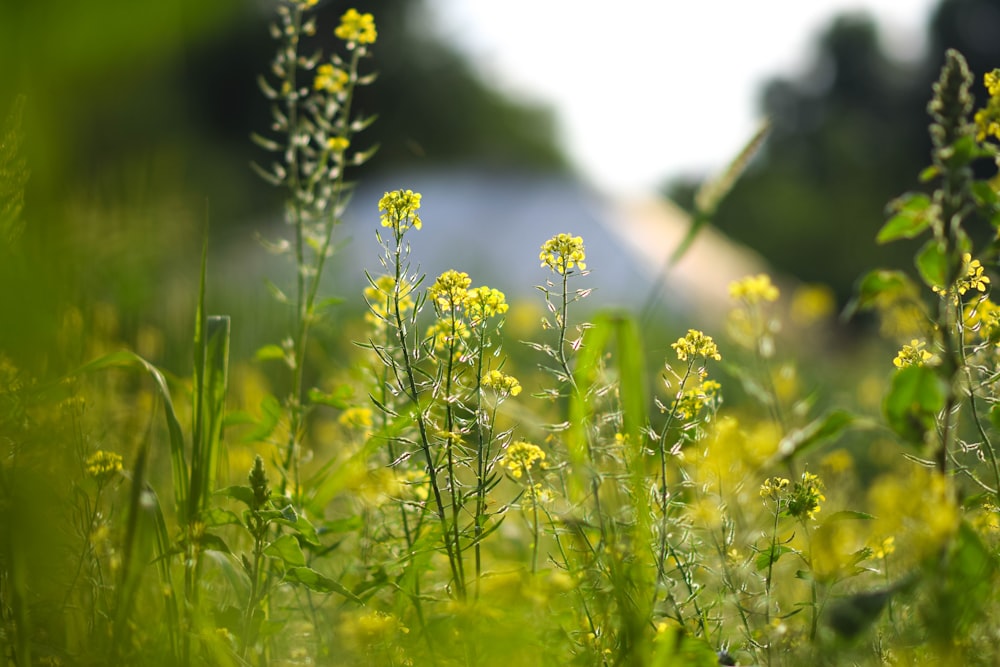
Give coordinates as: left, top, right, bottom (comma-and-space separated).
667, 0, 1000, 305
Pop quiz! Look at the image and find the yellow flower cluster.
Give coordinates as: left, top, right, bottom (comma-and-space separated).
892, 339, 934, 368
729, 274, 780, 303
378, 189, 422, 233
426, 316, 470, 353
429, 270, 471, 310
958, 253, 990, 295
673, 379, 721, 420
85, 450, 123, 482
671, 329, 721, 362
975, 70, 1000, 141
335, 9, 377, 45
759, 476, 790, 502
482, 369, 522, 396
338, 406, 373, 430
539, 233, 586, 275
787, 471, 825, 520
314, 63, 348, 93
464, 286, 509, 324
500, 441, 546, 478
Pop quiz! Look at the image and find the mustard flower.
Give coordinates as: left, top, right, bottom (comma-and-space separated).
500, 441, 546, 478
787, 471, 825, 520
729, 274, 779, 303
671, 329, 721, 362
335, 8, 377, 45
339, 406, 373, 430
378, 189, 422, 233
539, 233, 587, 274
364, 275, 413, 327
958, 253, 990, 295
976, 70, 1000, 141
892, 339, 933, 368
313, 63, 348, 94
673, 379, 721, 420
326, 136, 349, 153
872, 536, 895, 560
464, 285, 509, 325
482, 369, 522, 396
759, 476, 790, 502
429, 270, 471, 310
85, 450, 123, 483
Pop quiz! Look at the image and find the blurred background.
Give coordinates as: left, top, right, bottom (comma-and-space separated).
2, 0, 1000, 377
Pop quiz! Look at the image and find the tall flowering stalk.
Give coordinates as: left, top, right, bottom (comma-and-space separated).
253, 4, 377, 499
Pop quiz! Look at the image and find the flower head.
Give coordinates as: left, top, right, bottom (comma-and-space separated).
760, 477, 790, 502
500, 441, 546, 478
893, 339, 934, 368
729, 274, 780, 304
673, 379, 721, 420
326, 136, 349, 153
787, 471, 825, 520
671, 329, 721, 362
539, 233, 586, 275
429, 270, 471, 311
86, 450, 123, 483
313, 63, 348, 93
482, 369, 522, 396
335, 8, 377, 45
464, 286, 509, 325
378, 190, 422, 233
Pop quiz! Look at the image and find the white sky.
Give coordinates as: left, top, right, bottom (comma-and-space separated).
428, 0, 939, 196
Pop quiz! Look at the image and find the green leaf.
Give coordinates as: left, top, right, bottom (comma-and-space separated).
777, 409, 855, 461
264, 533, 305, 567
847, 270, 918, 316
877, 193, 933, 243
883, 365, 946, 444
822, 510, 875, 524
755, 544, 794, 571
200, 507, 244, 528
255, 344, 286, 362
915, 239, 950, 290
284, 567, 363, 603
308, 384, 353, 409
216, 485, 255, 508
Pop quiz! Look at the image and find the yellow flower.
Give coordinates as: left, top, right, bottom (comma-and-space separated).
464, 285, 509, 324
482, 369, 522, 396
326, 136, 349, 153
313, 63, 348, 93
787, 471, 825, 520
499, 441, 546, 478
759, 476, 790, 502
872, 536, 895, 560
426, 316, 470, 354
729, 274, 779, 303
673, 379, 721, 420
85, 450, 123, 482
671, 329, 721, 362
958, 253, 990, 295
429, 270, 471, 310
378, 189, 422, 232
892, 339, 934, 368
335, 8, 377, 45
339, 407, 373, 430
539, 233, 586, 275
987, 70, 1000, 96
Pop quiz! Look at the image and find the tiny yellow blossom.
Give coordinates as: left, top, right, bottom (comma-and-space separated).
326, 136, 349, 153
429, 270, 471, 310
313, 63, 348, 93
760, 476, 790, 502
499, 441, 546, 478
959, 253, 990, 295
339, 407, 373, 430
378, 189, 422, 233
872, 536, 895, 560
334, 8, 377, 45
673, 379, 721, 420
787, 471, 825, 520
671, 329, 721, 362
539, 233, 587, 275
482, 369, 522, 396
729, 274, 780, 303
464, 286, 509, 324
426, 316, 470, 353
893, 339, 934, 368
86, 450, 123, 483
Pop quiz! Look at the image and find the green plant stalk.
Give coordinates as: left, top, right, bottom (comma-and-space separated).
390, 233, 466, 600
441, 312, 467, 590
473, 327, 489, 592
523, 464, 541, 574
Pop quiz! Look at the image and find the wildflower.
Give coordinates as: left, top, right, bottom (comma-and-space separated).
326, 136, 349, 153
378, 189, 422, 233
429, 270, 471, 310
933, 253, 991, 298
334, 8, 377, 45
786, 471, 825, 520
892, 339, 934, 368
464, 285, 509, 324
339, 406, 373, 430
673, 379, 721, 420
85, 450, 123, 483
759, 477, 790, 502
729, 274, 779, 304
872, 536, 895, 560
975, 70, 1000, 141
671, 329, 721, 362
539, 233, 587, 274
482, 369, 522, 396
313, 63, 348, 94
500, 441, 546, 478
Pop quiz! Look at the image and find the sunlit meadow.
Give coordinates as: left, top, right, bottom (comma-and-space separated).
5, 4, 1000, 667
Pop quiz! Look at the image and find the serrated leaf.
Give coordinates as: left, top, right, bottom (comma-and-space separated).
284, 567, 363, 603
264, 533, 306, 567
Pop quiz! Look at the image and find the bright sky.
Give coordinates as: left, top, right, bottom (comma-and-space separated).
428, 0, 939, 196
